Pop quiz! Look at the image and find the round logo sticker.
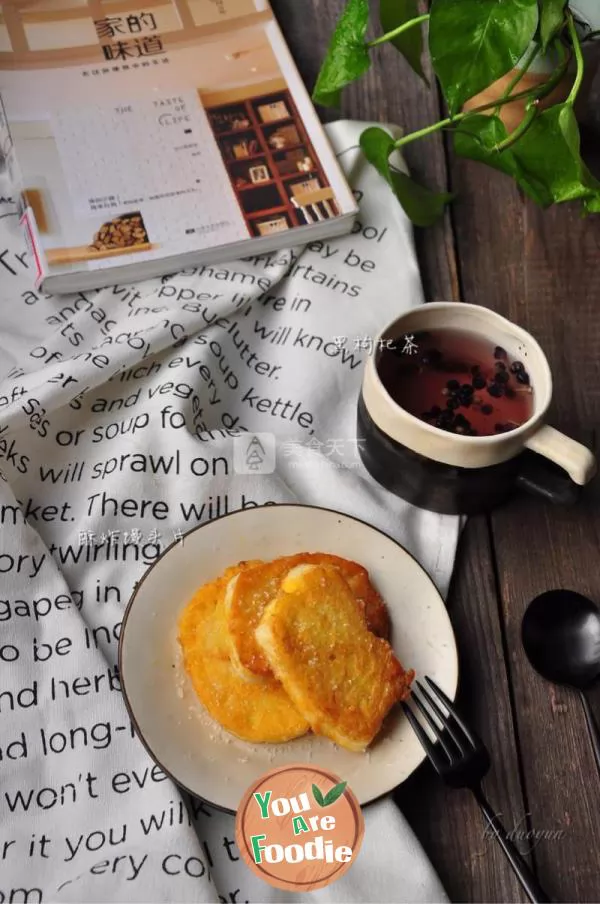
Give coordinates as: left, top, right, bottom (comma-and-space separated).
235, 764, 364, 892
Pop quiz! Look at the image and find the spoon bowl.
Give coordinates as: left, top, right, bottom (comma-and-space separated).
522, 589, 600, 689
522, 589, 600, 779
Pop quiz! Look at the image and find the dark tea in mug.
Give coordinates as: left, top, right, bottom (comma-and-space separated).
377, 329, 535, 437
359, 303, 596, 514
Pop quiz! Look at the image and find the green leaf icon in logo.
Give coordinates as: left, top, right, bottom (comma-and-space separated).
312, 784, 325, 807
313, 781, 347, 807
323, 781, 347, 806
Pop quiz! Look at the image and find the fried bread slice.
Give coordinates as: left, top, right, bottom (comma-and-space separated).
225, 552, 389, 681
178, 562, 308, 743
255, 563, 413, 751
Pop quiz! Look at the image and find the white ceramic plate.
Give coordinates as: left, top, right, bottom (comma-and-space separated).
119, 505, 458, 812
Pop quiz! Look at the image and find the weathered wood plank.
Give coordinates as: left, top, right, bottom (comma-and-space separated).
270, 0, 458, 301
273, 3, 533, 900
448, 79, 600, 899
396, 517, 528, 903
492, 488, 600, 902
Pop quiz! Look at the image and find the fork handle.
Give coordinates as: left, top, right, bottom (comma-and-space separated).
473, 786, 551, 903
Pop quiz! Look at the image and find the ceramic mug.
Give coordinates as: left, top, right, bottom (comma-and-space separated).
357, 303, 597, 515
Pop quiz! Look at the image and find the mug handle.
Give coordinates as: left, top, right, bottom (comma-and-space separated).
525, 425, 596, 485
516, 425, 597, 504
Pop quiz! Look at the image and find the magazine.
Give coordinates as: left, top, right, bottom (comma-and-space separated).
0, 0, 358, 293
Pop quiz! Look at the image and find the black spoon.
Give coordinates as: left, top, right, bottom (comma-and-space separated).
522, 589, 600, 776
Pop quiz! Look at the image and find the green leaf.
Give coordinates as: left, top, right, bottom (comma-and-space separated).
380, 0, 426, 80
312, 0, 371, 107
312, 784, 325, 807
510, 103, 600, 204
583, 194, 600, 214
539, 0, 567, 50
429, 0, 539, 115
454, 114, 512, 168
389, 170, 453, 226
323, 781, 347, 806
456, 106, 600, 211
360, 127, 396, 176
453, 113, 553, 206
581, 165, 600, 213
360, 126, 452, 226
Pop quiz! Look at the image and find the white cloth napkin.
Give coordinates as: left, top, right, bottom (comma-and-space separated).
0, 121, 457, 903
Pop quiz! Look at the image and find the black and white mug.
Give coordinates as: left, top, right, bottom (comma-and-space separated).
357, 303, 597, 515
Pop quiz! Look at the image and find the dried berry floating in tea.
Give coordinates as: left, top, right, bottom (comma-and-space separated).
376, 328, 534, 437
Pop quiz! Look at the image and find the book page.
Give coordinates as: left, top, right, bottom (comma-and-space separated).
50, 90, 244, 268
0, 0, 356, 278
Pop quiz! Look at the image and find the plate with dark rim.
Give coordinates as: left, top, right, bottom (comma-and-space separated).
119, 504, 458, 812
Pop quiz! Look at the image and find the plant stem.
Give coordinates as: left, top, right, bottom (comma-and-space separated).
367, 14, 429, 48
392, 47, 571, 151
530, 40, 570, 102
494, 42, 541, 114
393, 117, 454, 148
567, 13, 585, 105
391, 86, 543, 149
494, 100, 539, 151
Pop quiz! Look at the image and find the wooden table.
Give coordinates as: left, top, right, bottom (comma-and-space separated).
273, 2, 600, 900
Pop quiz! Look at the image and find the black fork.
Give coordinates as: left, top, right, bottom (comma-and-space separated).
402, 677, 552, 904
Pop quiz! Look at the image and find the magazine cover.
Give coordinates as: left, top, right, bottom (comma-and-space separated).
0, 0, 357, 286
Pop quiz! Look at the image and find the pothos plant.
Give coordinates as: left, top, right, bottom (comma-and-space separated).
312, 0, 600, 225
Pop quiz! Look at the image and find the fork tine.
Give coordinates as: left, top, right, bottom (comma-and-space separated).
416, 680, 468, 755
410, 688, 455, 761
401, 702, 446, 774
425, 676, 478, 747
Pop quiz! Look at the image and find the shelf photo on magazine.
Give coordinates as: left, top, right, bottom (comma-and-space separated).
0, 0, 358, 293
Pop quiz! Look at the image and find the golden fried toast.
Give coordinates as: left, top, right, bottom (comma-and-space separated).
178, 562, 308, 743
225, 552, 389, 681
255, 564, 413, 751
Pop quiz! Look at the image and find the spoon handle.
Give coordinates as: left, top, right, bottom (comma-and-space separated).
579, 690, 600, 778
